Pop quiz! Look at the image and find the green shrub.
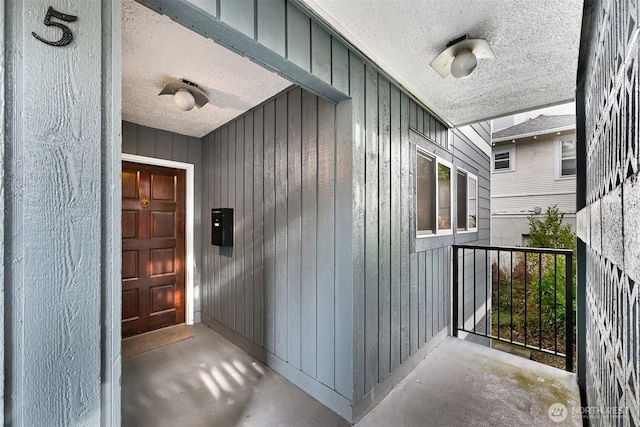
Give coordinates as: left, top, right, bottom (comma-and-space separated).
527, 205, 575, 251
491, 206, 577, 359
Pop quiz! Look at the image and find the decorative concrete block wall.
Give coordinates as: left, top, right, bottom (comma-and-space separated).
577, 0, 640, 425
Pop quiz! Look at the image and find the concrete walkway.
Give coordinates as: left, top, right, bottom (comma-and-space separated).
123, 323, 581, 426
122, 322, 349, 426
356, 336, 581, 426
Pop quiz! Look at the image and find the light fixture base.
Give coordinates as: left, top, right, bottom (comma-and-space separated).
159, 79, 210, 109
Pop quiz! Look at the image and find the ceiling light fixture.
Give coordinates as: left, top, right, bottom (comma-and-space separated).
173, 89, 195, 111
159, 79, 210, 111
430, 35, 495, 79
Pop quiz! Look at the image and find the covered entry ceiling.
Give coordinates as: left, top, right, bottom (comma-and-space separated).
299, 0, 584, 126
122, 0, 292, 138
123, 0, 584, 135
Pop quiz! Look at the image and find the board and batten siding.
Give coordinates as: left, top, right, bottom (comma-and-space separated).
450, 128, 492, 342
121, 122, 203, 320
349, 55, 491, 416
199, 86, 354, 416
139, 0, 491, 420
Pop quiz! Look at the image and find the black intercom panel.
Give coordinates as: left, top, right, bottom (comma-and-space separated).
211, 208, 233, 247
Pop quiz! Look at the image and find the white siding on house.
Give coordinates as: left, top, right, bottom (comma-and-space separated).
491, 132, 576, 246
492, 133, 576, 215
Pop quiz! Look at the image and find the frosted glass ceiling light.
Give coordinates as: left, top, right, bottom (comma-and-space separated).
173, 89, 196, 111
450, 50, 477, 79
430, 35, 495, 79
159, 79, 210, 111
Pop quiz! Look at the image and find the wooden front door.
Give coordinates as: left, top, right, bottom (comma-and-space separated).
121, 161, 186, 338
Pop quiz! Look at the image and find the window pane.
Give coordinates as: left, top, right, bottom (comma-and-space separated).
468, 176, 477, 228
561, 139, 576, 158
438, 163, 451, 230
457, 171, 467, 230
561, 158, 576, 176
417, 153, 435, 233
494, 160, 510, 170
494, 151, 510, 170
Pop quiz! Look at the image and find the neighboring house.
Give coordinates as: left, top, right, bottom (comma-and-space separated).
490, 115, 576, 246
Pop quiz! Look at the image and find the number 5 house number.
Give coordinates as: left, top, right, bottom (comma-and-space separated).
32, 6, 78, 47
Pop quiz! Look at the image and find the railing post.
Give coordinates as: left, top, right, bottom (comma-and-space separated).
452, 245, 459, 337
566, 252, 574, 372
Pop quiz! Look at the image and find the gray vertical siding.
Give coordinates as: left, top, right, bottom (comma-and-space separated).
200, 87, 351, 405
350, 57, 367, 402
274, 95, 287, 359
121, 122, 203, 321
263, 101, 276, 353
316, 96, 337, 387
243, 113, 255, 340
137, 0, 492, 420
349, 56, 491, 413
451, 128, 491, 334
300, 92, 318, 377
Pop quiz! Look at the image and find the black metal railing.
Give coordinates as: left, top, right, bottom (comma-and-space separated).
452, 244, 574, 372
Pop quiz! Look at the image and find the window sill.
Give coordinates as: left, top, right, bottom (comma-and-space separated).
555, 175, 576, 181
456, 229, 478, 234
416, 230, 453, 239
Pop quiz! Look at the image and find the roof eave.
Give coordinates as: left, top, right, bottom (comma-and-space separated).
492, 125, 576, 143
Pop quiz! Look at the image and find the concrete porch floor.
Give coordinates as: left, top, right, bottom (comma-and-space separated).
122, 323, 581, 426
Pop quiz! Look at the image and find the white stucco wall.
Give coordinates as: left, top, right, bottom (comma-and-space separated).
492, 215, 576, 247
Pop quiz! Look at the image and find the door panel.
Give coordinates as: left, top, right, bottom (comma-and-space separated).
122, 211, 139, 238
151, 212, 176, 238
121, 161, 186, 337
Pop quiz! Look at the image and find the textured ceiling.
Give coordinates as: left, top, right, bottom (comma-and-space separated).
121, 0, 292, 138
300, 0, 584, 126
122, 0, 584, 136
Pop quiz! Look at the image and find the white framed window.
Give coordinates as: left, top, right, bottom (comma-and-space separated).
456, 169, 478, 232
493, 146, 515, 172
416, 149, 452, 237
556, 137, 576, 177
